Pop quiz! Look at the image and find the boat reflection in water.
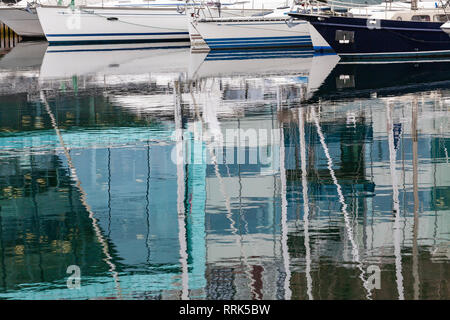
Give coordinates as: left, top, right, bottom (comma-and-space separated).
311, 59, 450, 102
0, 41, 47, 95
0, 44, 449, 300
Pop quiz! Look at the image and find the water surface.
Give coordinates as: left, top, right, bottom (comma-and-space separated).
0, 42, 448, 300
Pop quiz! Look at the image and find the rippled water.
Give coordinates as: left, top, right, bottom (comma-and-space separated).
0, 42, 448, 300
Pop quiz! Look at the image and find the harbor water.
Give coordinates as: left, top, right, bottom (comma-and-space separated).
0, 42, 448, 300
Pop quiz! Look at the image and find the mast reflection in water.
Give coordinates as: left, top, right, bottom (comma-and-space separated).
0, 43, 448, 300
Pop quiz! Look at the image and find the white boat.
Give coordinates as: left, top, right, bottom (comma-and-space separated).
0, 0, 189, 39
36, 0, 275, 46
348, 0, 440, 17
0, 0, 99, 38
190, 4, 332, 51
441, 21, 450, 34
189, 0, 445, 52
37, 4, 191, 46
0, 0, 47, 37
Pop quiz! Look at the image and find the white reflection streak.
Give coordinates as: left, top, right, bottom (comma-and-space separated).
299, 108, 313, 300
191, 85, 256, 299
278, 88, 292, 300
310, 107, 371, 299
40, 91, 122, 297
280, 124, 292, 300
440, 122, 449, 164
174, 83, 189, 300
386, 103, 405, 300
207, 132, 258, 299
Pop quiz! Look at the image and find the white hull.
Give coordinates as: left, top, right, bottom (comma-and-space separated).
0, 7, 44, 37
190, 15, 331, 51
441, 21, 450, 35
37, 5, 276, 46
36, 5, 190, 45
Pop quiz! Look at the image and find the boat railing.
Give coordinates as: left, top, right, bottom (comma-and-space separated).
188, 0, 274, 20
189, 0, 450, 21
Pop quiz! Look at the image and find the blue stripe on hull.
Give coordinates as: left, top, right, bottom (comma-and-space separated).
205, 48, 315, 60
206, 38, 311, 45
206, 54, 311, 60
207, 42, 313, 49
47, 38, 190, 46
206, 36, 311, 41
207, 38, 311, 43
313, 46, 333, 52
47, 45, 191, 53
205, 36, 313, 50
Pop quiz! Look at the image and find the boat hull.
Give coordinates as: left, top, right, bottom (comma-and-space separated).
0, 7, 44, 37
289, 13, 450, 60
191, 17, 331, 51
36, 6, 190, 46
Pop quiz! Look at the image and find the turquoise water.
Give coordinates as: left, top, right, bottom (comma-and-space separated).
0, 42, 448, 299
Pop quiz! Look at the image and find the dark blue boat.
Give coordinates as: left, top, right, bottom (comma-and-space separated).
288, 12, 450, 60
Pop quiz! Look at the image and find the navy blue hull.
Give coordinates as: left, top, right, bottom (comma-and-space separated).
289, 13, 450, 60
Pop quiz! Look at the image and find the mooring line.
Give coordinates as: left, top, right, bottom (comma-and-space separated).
310, 106, 371, 299
40, 90, 122, 298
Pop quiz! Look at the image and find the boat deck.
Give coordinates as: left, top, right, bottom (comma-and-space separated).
197, 17, 290, 23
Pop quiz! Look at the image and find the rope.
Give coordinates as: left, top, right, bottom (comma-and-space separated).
79, 8, 187, 31
40, 90, 122, 299
311, 107, 372, 300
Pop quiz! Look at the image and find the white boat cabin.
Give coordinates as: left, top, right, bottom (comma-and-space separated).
370, 8, 450, 22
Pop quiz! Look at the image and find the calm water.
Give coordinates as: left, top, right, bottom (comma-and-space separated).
0, 42, 448, 300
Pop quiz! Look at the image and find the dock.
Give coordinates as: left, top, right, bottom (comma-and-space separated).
0, 21, 21, 53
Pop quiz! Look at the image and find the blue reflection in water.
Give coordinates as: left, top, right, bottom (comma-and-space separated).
0, 43, 448, 300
